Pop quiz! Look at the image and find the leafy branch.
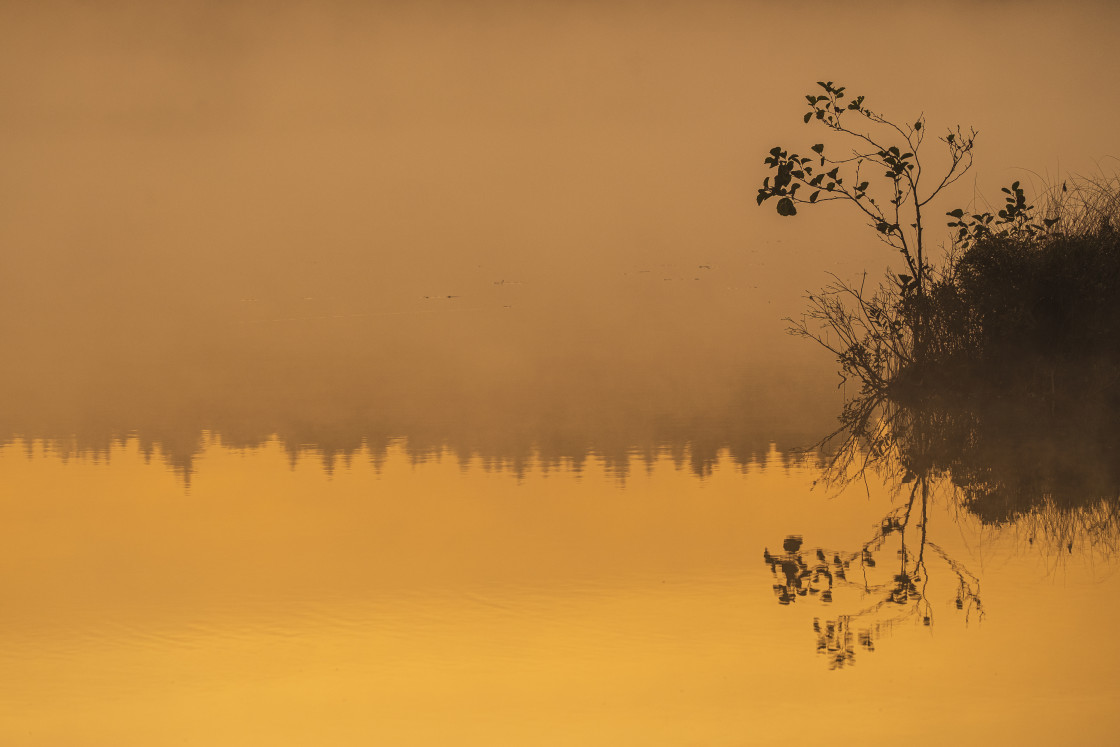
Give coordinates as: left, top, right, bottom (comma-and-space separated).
946, 180, 1061, 250
757, 81, 978, 299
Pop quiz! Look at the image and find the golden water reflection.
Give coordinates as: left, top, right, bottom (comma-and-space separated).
3, 439, 1120, 745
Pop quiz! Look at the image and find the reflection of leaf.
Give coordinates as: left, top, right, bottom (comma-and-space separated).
783, 535, 803, 553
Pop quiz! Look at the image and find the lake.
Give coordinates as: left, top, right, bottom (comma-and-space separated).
2, 1, 1119, 744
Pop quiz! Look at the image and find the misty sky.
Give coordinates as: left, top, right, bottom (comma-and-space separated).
1, 0, 1116, 452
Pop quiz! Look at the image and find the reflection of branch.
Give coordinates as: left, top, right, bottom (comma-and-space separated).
772, 365, 1120, 667
926, 541, 983, 622
765, 474, 983, 667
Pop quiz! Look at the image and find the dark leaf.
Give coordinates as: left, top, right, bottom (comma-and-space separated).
777, 197, 797, 216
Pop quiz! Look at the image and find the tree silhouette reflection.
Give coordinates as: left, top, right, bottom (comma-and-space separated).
765, 477, 982, 668
766, 381, 1120, 667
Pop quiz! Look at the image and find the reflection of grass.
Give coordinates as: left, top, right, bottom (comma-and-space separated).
1011, 498, 1120, 564
819, 391, 1120, 535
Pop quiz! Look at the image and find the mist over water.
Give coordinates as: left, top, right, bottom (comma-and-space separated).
4, 0, 1117, 467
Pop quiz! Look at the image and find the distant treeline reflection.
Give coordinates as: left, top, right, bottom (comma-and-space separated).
1, 412, 826, 483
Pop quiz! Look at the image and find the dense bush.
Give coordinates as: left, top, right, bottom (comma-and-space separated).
909, 178, 1120, 401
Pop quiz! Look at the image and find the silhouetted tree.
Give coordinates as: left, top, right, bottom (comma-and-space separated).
757, 81, 977, 302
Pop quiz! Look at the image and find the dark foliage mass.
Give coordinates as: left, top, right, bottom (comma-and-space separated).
758, 83, 1120, 667
919, 221, 1120, 400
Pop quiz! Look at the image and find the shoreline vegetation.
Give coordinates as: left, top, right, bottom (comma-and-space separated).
757, 80, 1120, 526
759, 81, 1120, 407
757, 81, 1120, 466
758, 83, 1120, 665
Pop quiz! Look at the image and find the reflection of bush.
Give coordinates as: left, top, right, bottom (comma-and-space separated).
768, 346, 1118, 666
818, 380, 1120, 546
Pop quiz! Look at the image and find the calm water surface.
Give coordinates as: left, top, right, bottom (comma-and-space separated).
2, 439, 1119, 745
3, 1, 1120, 744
